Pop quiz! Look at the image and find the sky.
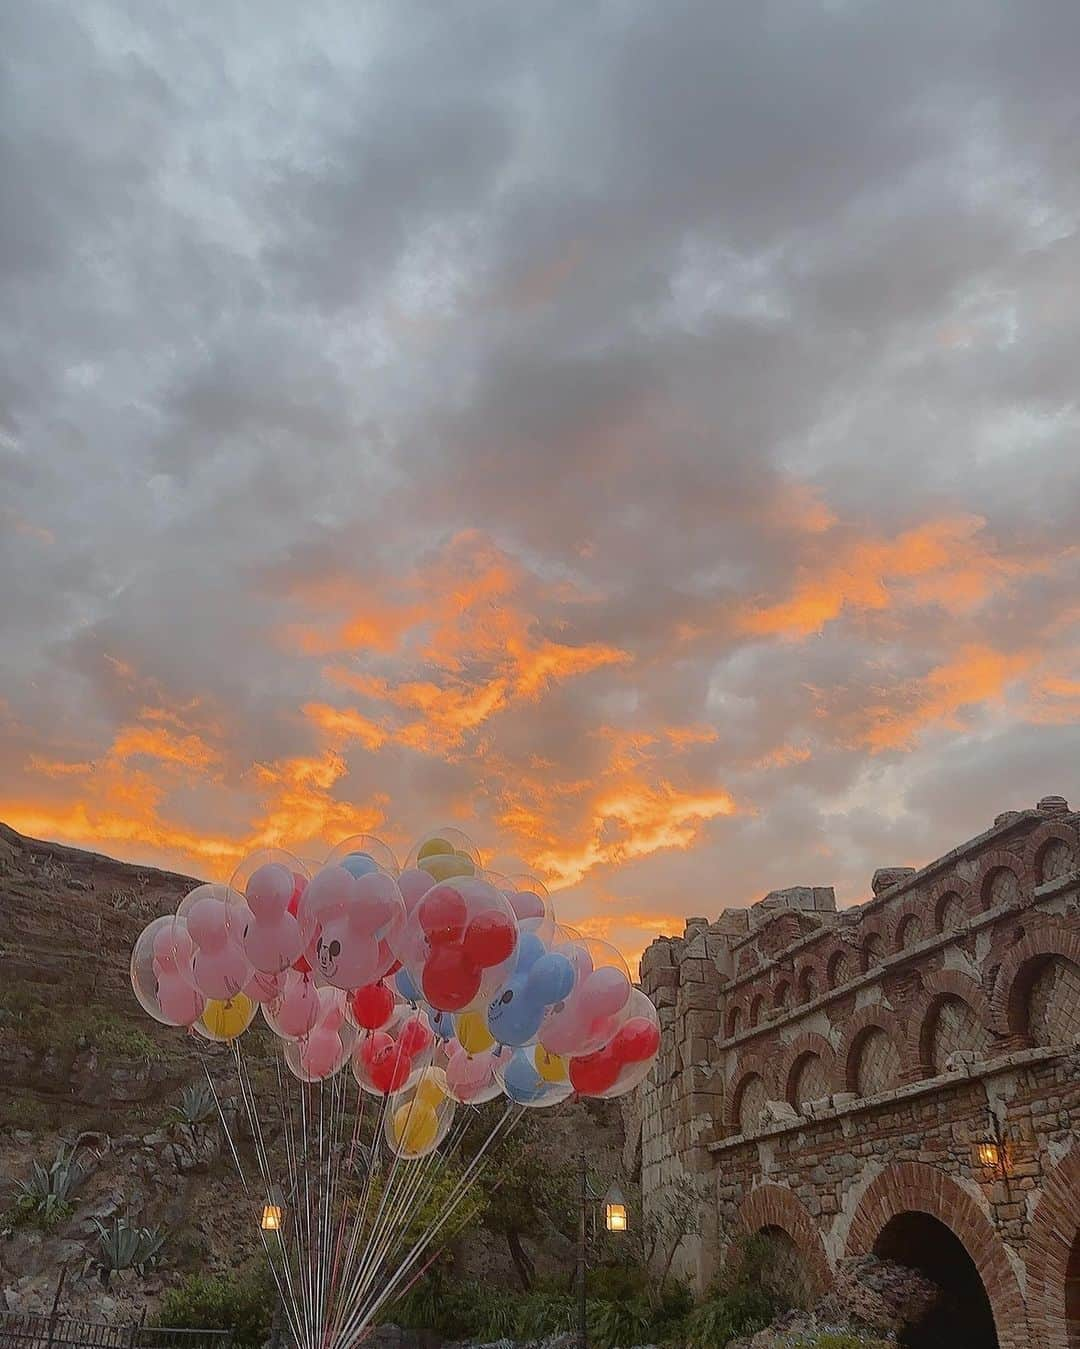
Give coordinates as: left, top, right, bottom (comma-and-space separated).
2, 1, 1079, 969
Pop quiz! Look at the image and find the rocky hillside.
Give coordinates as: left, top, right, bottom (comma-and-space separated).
0, 824, 625, 1322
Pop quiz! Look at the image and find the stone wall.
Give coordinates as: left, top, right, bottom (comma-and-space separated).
632, 794, 1080, 1347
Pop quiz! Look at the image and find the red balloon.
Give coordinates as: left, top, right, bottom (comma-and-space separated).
368, 1044, 411, 1094
569, 1046, 620, 1096
418, 885, 468, 946
358, 1030, 393, 1065
612, 1017, 660, 1064
422, 946, 481, 1011
398, 1016, 434, 1059
462, 909, 517, 969
350, 982, 395, 1031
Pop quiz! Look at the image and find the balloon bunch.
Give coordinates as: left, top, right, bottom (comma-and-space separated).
130, 827, 661, 1156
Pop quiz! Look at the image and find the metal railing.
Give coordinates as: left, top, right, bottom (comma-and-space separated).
0, 1314, 232, 1349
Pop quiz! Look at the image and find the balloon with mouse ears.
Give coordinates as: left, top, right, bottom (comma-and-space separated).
567, 987, 661, 1098
484, 919, 575, 1047
390, 875, 520, 1015
537, 935, 634, 1059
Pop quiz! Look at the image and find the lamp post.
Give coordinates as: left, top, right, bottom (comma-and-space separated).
576, 1155, 629, 1349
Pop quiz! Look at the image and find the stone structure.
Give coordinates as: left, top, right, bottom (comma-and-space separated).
632, 795, 1080, 1348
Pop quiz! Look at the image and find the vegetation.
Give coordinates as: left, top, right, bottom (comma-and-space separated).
7, 1143, 87, 1228
0, 983, 166, 1062
93, 1217, 168, 1285
155, 1269, 275, 1349
171, 1080, 218, 1134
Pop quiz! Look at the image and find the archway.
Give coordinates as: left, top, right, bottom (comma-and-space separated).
873, 1212, 997, 1347
845, 1163, 1025, 1348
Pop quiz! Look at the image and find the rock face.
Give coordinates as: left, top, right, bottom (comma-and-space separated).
0, 823, 624, 1323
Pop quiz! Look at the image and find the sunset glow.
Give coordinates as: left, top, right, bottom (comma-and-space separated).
2, 3, 1078, 971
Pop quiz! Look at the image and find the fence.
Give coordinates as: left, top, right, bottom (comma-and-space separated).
0, 1315, 232, 1349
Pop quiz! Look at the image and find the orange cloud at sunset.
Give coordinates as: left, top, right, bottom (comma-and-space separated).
741, 516, 1042, 640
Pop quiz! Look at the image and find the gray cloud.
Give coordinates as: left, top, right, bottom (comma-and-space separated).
1, 1, 1077, 948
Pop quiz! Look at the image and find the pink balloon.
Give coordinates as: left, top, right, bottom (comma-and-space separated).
245, 969, 284, 1004
191, 938, 251, 1000
157, 973, 205, 1026
244, 910, 304, 974
245, 863, 294, 919
265, 970, 322, 1039
300, 1025, 345, 1078
187, 896, 231, 952
314, 920, 381, 990
509, 890, 545, 922
398, 867, 435, 911
578, 966, 631, 1020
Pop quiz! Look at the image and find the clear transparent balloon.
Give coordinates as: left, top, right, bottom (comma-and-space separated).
384, 1067, 456, 1159
494, 1043, 574, 1108
131, 915, 205, 1027
537, 935, 633, 1057
324, 834, 400, 879
351, 1005, 438, 1097
392, 877, 519, 1015
194, 993, 258, 1042
567, 987, 661, 1099
284, 1020, 358, 1082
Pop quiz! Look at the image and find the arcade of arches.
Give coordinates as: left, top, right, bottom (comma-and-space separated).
632, 796, 1080, 1347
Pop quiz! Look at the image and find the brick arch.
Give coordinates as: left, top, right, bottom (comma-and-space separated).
927, 875, 973, 930
737, 1184, 832, 1299
778, 1032, 837, 1106
858, 927, 887, 973
845, 1162, 1026, 1348
772, 977, 792, 1011
886, 895, 932, 951
1026, 1145, 1080, 1349
725, 1050, 778, 1134
795, 962, 820, 1004
903, 970, 994, 1079
724, 1002, 746, 1039
988, 918, 1080, 1040
1024, 820, 1077, 887
837, 1005, 903, 1093
825, 945, 855, 989
748, 992, 765, 1027
972, 849, 1026, 913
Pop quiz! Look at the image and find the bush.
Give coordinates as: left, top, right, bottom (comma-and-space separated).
684, 1285, 777, 1347
155, 1269, 274, 1349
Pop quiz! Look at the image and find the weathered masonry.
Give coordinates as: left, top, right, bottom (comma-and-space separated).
629, 794, 1080, 1348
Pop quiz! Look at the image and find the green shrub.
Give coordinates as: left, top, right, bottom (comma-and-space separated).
155, 1269, 274, 1349
684, 1285, 777, 1347
94, 1217, 167, 1285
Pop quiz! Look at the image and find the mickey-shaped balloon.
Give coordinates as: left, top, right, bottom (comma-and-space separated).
538, 936, 633, 1058
496, 1043, 574, 1108
300, 848, 405, 992
485, 924, 575, 1046
178, 885, 252, 1000
567, 988, 661, 1098
230, 850, 308, 975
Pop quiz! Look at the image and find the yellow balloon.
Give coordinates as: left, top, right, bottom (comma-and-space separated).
535, 1046, 567, 1083
392, 1101, 439, 1154
201, 994, 254, 1041
417, 837, 453, 861
419, 853, 475, 882
456, 1010, 495, 1055
414, 1068, 447, 1110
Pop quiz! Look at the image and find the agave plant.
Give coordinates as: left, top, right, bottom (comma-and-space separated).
171, 1080, 217, 1131
93, 1217, 167, 1286
14, 1144, 86, 1226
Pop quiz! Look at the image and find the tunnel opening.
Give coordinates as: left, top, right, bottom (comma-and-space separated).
873, 1211, 997, 1348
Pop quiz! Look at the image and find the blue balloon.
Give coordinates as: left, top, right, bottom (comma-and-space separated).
527, 952, 575, 1005
488, 977, 547, 1046
426, 1006, 454, 1041
502, 1050, 545, 1104
342, 852, 378, 878
395, 967, 420, 1002
516, 932, 547, 973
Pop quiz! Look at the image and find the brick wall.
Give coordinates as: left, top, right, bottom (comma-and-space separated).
631, 795, 1080, 1347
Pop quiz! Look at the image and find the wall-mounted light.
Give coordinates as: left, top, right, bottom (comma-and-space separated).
973, 1141, 1002, 1170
